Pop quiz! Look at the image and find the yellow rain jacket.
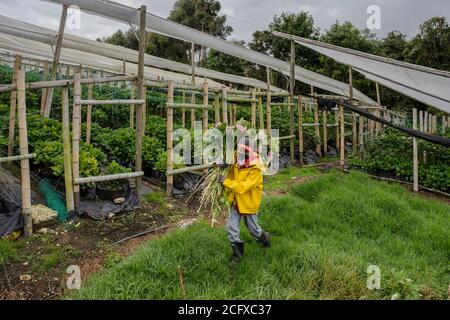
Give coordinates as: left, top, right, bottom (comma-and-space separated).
223, 160, 264, 215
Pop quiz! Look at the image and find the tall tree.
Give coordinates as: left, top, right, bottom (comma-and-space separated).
206, 40, 249, 77
249, 12, 320, 90
406, 17, 450, 71
148, 0, 232, 64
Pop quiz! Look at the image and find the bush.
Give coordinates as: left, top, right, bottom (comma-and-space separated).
349, 128, 450, 191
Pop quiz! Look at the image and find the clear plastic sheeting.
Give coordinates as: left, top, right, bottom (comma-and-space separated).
0, 14, 285, 92
44, 0, 375, 103
273, 32, 450, 113
0, 32, 226, 88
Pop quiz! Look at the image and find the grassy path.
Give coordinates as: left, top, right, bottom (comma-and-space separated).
74, 169, 449, 300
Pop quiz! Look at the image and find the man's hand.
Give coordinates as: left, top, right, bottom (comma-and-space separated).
217, 175, 225, 185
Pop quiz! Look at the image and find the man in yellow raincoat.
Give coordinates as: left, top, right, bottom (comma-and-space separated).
218, 137, 271, 261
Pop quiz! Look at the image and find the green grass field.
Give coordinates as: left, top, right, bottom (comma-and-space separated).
73, 170, 449, 299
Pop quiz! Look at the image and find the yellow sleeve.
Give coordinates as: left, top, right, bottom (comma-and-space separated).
223, 168, 262, 194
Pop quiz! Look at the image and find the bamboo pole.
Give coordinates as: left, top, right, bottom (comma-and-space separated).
289, 40, 296, 163
339, 102, 345, 167
352, 113, 358, 153
16, 69, 32, 236
181, 87, 186, 128
75, 171, 144, 185
233, 104, 237, 124
222, 87, 228, 125
424, 111, 428, 133
135, 5, 147, 203
86, 68, 93, 144
166, 81, 174, 196
61, 86, 74, 212
432, 115, 437, 134
419, 110, 424, 132
72, 68, 81, 209
190, 42, 196, 129
266, 67, 272, 137
214, 91, 220, 124
258, 91, 264, 129
359, 115, 364, 156
202, 82, 209, 135
413, 108, 419, 192
43, 5, 68, 118
298, 96, 304, 165
251, 88, 256, 128
0, 154, 36, 163
0, 75, 137, 93
313, 95, 321, 157
130, 83, 135, 129
323, 111, 327, 154
7, 55, 20, 157
375, 82, 381, 135
443, 115, 447, 134
335, 107, 339, 150
40, 60, 49, 115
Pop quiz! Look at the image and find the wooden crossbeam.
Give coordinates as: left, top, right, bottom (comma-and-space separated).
75, 99, 145, 106
74, 171, 144, 185
0, 153, 36, 163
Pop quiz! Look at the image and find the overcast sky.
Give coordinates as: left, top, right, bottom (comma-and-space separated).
0, 0, 449, 42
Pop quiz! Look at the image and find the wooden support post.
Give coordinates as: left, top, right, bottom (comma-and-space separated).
298, 96, 304, 165
181, 88, 186, 128
202, 82, 209, 135
251, 88, 256, 128
43, 5, 68, 118
258, 91, 264, 129
130, 83, 135, 129
190, 43, 196, 129
323, 111, 327, 155
412, 108, 419, 192
214, 91, 220, 124
86, 68, 93, 144
424, 111, 428, 133
17, 69, 32, 236
313, 96, 321, 157
266, 67, 272, 137
443, 115, 447, 134
61, 86, 74, 212
72, 68, 81, 209
335, 107, 339, 150
432, 115, 437, 134
40, 60, 49, 115
166, 81, 174, 196
222, 88, 228, 125
419, 110, 424, 132
352, 113, 358, 153
233, 104, 237, 124
339, 102, 345, 168
359, 115, 364, 157
375, 82, 381, 135
135, 5, 147, 202
8, 55, 20, 157
289, 40, 296, 163
348, 66, 354, 103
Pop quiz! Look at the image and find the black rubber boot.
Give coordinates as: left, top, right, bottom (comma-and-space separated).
231, 242, 244, 261
258, 231, 271, 248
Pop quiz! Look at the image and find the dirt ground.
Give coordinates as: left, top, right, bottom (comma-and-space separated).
0, 186, 204, 300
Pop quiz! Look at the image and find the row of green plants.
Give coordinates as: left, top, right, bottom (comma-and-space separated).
349, 128, 450, 191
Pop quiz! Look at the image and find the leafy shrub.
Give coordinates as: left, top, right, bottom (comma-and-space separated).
349, 128, 450, 191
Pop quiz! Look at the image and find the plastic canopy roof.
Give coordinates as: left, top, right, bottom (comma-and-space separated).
44, 0, 376, 104
0, 32, 229, 88
273, 32, 450, 114
0, 14, 286, 92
